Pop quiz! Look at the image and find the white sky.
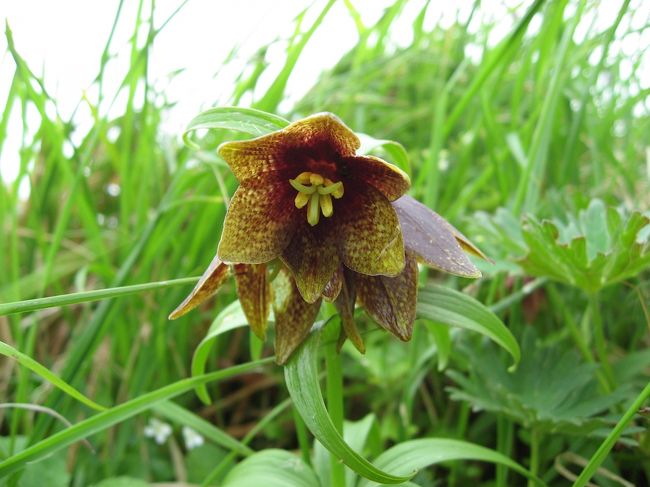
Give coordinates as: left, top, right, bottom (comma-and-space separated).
1, 0, 648, 186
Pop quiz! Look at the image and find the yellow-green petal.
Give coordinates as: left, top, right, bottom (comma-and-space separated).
281, 224, 340, 304
339, 184, 405, 277
218, 113, 360, 183
233, 264, 270, 340
218, 176, 298, 264
356, 252, 419, 341
273, 269, 322, 365
168, 254, 230, 320
346, 155, 411, 201
334, 271, 365, 353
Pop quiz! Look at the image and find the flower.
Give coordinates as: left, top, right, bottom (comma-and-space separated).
182, 426, 205, 450
169, 112, 487, 363
144, 418, 172, 445
214, 113, 411, 304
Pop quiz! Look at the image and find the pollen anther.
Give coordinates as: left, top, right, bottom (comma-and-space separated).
289, 171, 344, 226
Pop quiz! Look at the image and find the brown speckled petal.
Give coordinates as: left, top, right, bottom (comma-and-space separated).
334, 270, 365, 353
281, 223, 340, 304
356, 252, 419, 341
273, 269, 322, 365
339, 184, 405, 277
233, 264, 270, 340
322, 266, 343, 302
345, 155, 410, 201
218, 113, 360, 182
168, 254, 230, 320
392, 195, 483, 278
218, 175, 298, 264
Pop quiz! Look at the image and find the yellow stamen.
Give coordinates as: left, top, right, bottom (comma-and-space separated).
290, 171, 344, 225
320, 193, 333, 217
295, 192, 310, 209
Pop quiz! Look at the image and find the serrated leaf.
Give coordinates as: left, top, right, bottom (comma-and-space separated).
417, 285, 520, 367
284, 327, 414, 485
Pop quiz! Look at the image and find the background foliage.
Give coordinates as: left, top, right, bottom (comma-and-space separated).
1, 0, 649, 486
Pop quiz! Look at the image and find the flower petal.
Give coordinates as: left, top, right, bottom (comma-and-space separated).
339, 184, 405, 276
281, 222, 340, 304
356, 252, 419, 341
168, 254, 230, 320
273, 269, 321, 364
218, 176, 298, 264
334, 270, 365, 353
345, 155, 410, 201
218, 113, 360, 183
233, 264, 270, 339
392, 195, 483, 278
321, 266, 343, 302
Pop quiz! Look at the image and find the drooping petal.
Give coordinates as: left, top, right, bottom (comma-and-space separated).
168, 254, 230, 320
281, 222, 340, 304
355, 252, 419, 341
273, 269, 322, 365
334, 270, 365, 353
218, 175, 298, 264
339, 184, 405, 276
345, 155, 410, 201
233, 264, 270, 339
392, 195, 483, 278
218, 113, 360, 183
321, 266, 343, 302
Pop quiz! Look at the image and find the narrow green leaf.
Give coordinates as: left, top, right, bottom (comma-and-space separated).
0, 341, 106, 412
183, 107, 289, 148
0, 277, 199, 317
284, 327, 414, 485
153, 401, 253, 457
191, 300, 253, 404
417, 285, 520, 367
0, 358, 273, 478
221, 450, 319, 487
357, 438, 540, 487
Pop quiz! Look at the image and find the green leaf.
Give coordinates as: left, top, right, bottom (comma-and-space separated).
417, 285, 520, 368
356, 438, 539, 487
191, 300, 254, 404
153, 401, 253, 457
221, 450, 319, 487
89, 478, 150, 487
284, 327, 414, 485
0, 340, 106, 412
0, 359, 273, 479
0, 277, 198, 317
358, 133, 411, 177
183, 107, 290, 149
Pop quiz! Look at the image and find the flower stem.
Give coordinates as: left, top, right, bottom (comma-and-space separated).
325, 320, 345, 487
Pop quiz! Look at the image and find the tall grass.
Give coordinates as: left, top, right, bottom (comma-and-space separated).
1, 1, 649, 485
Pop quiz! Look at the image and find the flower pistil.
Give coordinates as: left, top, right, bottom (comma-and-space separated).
289, 171, 344, 226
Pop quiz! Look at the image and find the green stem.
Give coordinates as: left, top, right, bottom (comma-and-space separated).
496, 416, 514, 487
293, 406, 312, 467
528, 427, 541, 487
589, 293, 615, 392
325, 321, 345, 487
573, 381, 650, 487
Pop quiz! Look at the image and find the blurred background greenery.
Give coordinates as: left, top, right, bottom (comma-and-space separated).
0, 0, 649, 485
